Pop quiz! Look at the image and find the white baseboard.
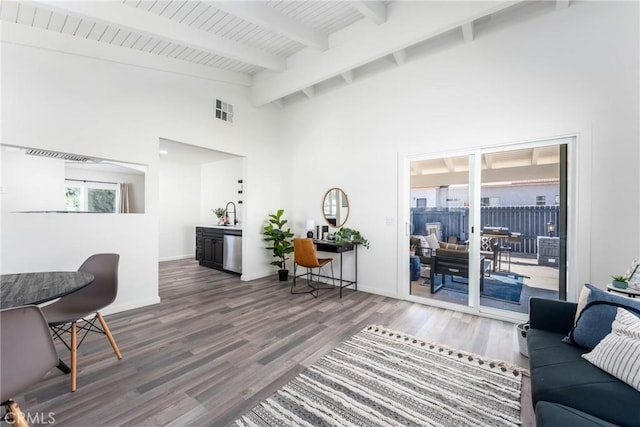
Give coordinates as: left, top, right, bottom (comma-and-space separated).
356, 285, 398, 299
159, 254, 194, 262
102, 296, 161, 316
241, 270, 276, 281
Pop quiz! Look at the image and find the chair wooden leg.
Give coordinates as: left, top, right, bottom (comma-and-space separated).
5, 401, 30, 427
96, 312, 122, 360
70, 321, 77, 392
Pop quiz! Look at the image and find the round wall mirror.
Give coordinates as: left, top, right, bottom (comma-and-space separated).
322, 187, 350, 227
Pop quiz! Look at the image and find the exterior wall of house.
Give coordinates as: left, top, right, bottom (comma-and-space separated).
280, 1, 639, 300
1, 43, 282, 313
411, 183, 560, 208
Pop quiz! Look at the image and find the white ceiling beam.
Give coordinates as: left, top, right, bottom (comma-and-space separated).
252, 1, 523, 106
35, 1, 284, 70
461, 22, 474, 43
352, 1, 387, 25
340, 70, 355, 84
484, 153, 493, 169
212, 2, 328, 51
531, 148, 540, 165
556, 0, 570, 10
443, 157, 455, 173
1, 21, 251, 86
392, 49, 406, 66
411, 164, 560, 187
302, 86, 315, 98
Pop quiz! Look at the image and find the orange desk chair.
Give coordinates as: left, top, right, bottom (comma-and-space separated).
292, 238, 335, 298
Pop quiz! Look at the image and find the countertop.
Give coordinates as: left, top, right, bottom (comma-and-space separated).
196, 225, 242, 230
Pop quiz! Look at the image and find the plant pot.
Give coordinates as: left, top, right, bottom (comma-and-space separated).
278, 269, 289, 281
613, 280, 628, 289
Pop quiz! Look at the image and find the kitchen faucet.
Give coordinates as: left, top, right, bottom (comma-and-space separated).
225, 201, 238, 226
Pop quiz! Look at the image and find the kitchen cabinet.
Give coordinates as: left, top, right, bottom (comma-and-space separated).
196, 226, 242, 273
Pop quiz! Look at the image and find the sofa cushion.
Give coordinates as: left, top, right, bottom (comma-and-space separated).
438, 242, 467, 251
528, 328, 640, 426
410, 235, 428, 256
535, 402, 618, 427
565, 283, 640, 350
583, 308, 640, 392
425, 233, 440, 250
574, 285, 591, 325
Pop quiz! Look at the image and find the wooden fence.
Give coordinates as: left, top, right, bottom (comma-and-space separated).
411, 205, 560, 254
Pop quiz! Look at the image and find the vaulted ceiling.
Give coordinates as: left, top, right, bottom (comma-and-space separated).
1, 1, 571, 107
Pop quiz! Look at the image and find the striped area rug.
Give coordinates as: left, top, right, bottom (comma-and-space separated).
235, 325, 528, 427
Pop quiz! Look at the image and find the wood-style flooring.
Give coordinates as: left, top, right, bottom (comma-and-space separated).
17, 259, 534, 426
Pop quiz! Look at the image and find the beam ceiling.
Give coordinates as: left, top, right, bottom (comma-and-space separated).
1, 0, 571, 107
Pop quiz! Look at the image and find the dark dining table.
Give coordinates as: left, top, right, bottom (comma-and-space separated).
0, 271, 95, 374
0, 271, 95, 309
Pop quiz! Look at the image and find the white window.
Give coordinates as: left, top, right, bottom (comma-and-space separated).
65, 180, 118, 213
536, 195, 546, 206
481, 197, 500, 206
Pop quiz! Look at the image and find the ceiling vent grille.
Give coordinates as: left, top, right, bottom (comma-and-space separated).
215, 99, 234, 123
24, 149, 95, 162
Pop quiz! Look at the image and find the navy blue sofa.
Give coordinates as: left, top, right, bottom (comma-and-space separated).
527, 297, 640, 426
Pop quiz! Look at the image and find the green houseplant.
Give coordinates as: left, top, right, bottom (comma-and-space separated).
263, 209, 295, 281
212, 208, 226, 224
611, 275, 628, 289
334, 227, 370, 249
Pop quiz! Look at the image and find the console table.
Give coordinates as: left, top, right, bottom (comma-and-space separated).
313, 240, 357, 298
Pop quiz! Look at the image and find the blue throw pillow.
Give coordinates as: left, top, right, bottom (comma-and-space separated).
564, 283, 640, 350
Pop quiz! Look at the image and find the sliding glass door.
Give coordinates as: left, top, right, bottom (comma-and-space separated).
408, 139, 569, 317
478, 145, 565, 314
409, 154, 471, 308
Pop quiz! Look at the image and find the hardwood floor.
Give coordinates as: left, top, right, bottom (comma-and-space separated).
17, 259, 534, 426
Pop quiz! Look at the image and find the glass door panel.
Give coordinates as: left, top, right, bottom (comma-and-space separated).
409, 154, 470, 308
479, 145, 565, 314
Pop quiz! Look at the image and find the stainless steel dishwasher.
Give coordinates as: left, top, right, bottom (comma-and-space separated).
223, 234, 242, 274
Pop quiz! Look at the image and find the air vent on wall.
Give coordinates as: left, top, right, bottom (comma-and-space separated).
24, 149, 96, 162
215, 99, 234, 123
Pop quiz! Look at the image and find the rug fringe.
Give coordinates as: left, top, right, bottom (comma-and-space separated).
362, 325, 530, 377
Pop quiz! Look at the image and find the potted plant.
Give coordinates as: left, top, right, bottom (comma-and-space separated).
212, 208, 226, 224
263, 209, 295, 281
334, 227, 370, 249
611, 275, 628, 289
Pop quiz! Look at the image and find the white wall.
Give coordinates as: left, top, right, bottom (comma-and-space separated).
280, 1, 639, 299
1, 147, 66, 212
158, 160, 200, 261
200, 157, 244, 226
1, 40, 283, 312
158, 156, 244, 262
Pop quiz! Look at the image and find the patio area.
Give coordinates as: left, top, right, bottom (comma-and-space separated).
410, 252, 560, 314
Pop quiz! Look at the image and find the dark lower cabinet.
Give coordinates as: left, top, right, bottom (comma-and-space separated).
196, 227, 223, 270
